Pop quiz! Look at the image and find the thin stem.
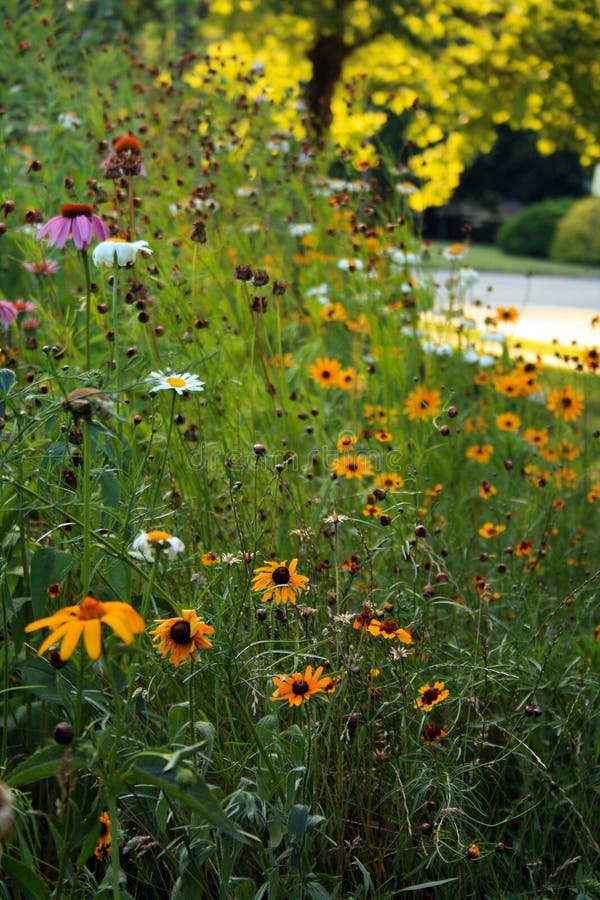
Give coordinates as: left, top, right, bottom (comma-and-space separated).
140, 552, 160, 623
150, 391, 176, 513
106, 794, 122, 900
127, 175, 135, 241
81, 417, 92, 594
188, 658, 196, 758
80, 249, 92, 370
111, 258, 120, 395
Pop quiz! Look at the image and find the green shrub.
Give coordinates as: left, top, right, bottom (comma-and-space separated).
550, 196, 600, 263
496, 197, 576, 258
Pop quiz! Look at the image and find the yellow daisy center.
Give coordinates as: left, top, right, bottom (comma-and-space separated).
166, 376, 187, 388
146, 529, 173, 542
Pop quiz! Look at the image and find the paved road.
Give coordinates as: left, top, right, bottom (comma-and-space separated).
455, 272, 600, 347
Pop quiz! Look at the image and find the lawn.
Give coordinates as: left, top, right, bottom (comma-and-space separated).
428, 240, 600, 277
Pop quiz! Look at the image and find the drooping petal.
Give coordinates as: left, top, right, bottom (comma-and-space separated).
52, 218, 73, 249
83, 620, 102, 659
59, 620, 85, 660
71, 215, 92, 250
25, 607, 80, 632
37, 622, 73, 656
101, 612, 135, 644
36, 216, 62, 242
91, 215, 110, 242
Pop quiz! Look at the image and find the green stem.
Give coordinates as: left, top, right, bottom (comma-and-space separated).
0, 564, 9, 765
74, 645, 86, 740
127, 175, 135, 241
111, 258, 120, 396
140, 553, 160, 623
188, 658, 196, 756
80, 249, 92, 371
150, 391, 176, 513
82, 418, 92, 594
106, 793, 122, 900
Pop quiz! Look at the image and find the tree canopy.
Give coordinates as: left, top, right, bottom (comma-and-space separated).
190, 0, 600, 208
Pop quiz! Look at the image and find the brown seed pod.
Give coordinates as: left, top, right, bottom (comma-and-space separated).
62, 387, 114, 421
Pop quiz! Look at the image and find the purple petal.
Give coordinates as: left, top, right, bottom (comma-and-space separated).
52, 218, 73, 249
92, 215, 110, 242
36, 215, 62, 242
71, 216, 92, 250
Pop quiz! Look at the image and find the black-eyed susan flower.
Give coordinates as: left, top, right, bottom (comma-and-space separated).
150, 609, 214, 666
546, 386, 584, 422
201, 551, 220, 566
251, 559, 309, 605
403, 386, 442, 421
374, 429, 393, 442
337, 433, 358, 453
375, 472, 404, 491
414, 681, 449, 712
270, 664, 333, 707
515, 540, 533, 557
479, 480, 497, 499
496, 412, 521, 432
421, 723, 447, 744
362, 503, 383, 517
495, 306, 519, 323
94, 811, 112, 861
330, 454, 373, 479
523, 427, 548, 448
308, 356, 343, 388
466, 444, 494, 464
25, 596, 144, 661
131, 529, 185, 562
368, 619, 413, 643
478, 522, 506, 539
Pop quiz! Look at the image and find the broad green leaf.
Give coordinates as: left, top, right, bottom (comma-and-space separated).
0, 855, 48, 900
0, 368, 16, 397
29, 548, 73, 618
6, 744, 86, 788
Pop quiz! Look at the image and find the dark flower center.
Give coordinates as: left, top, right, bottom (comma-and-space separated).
60, 203, 93, 218
99, 821, 109, 837
322, 370, 331, 379
561, 396, 572, 408
292, 679, 310, 695
272, 565, 290, 585
380, 619, 398, 633
170, 620, 192, 644
421, 687, 440, 705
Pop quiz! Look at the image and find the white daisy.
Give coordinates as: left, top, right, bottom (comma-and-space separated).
337, 258, 364, 272
93, 239, 152, 268
146, 371, 205, 395
395, 181, 418, 195
289, 223, 313, 237
131, 529, 185, 562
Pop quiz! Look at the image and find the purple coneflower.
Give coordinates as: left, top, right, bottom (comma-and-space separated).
0, 300, 18, 331
23, 260, 59, 276
36, 203, 109, 251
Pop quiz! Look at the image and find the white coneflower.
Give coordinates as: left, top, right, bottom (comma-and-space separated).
92, 239, 152, 267
131, 530, 185, 562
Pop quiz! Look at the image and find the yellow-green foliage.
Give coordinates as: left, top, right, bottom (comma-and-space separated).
550, 197, 600, 263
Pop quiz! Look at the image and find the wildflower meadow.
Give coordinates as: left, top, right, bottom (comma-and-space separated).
0, 4, 599, 898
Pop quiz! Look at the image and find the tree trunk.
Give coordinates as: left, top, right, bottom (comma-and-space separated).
305, 33, 351, 138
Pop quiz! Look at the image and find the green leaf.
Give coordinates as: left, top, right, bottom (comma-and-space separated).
29, 548, 73, 618
0, 368, 16, 397
6, 744, 86, 788
397, 878, 459, 892
287, 804, 309, 842
0, 855, 48, 900
129, 752, 257, 844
